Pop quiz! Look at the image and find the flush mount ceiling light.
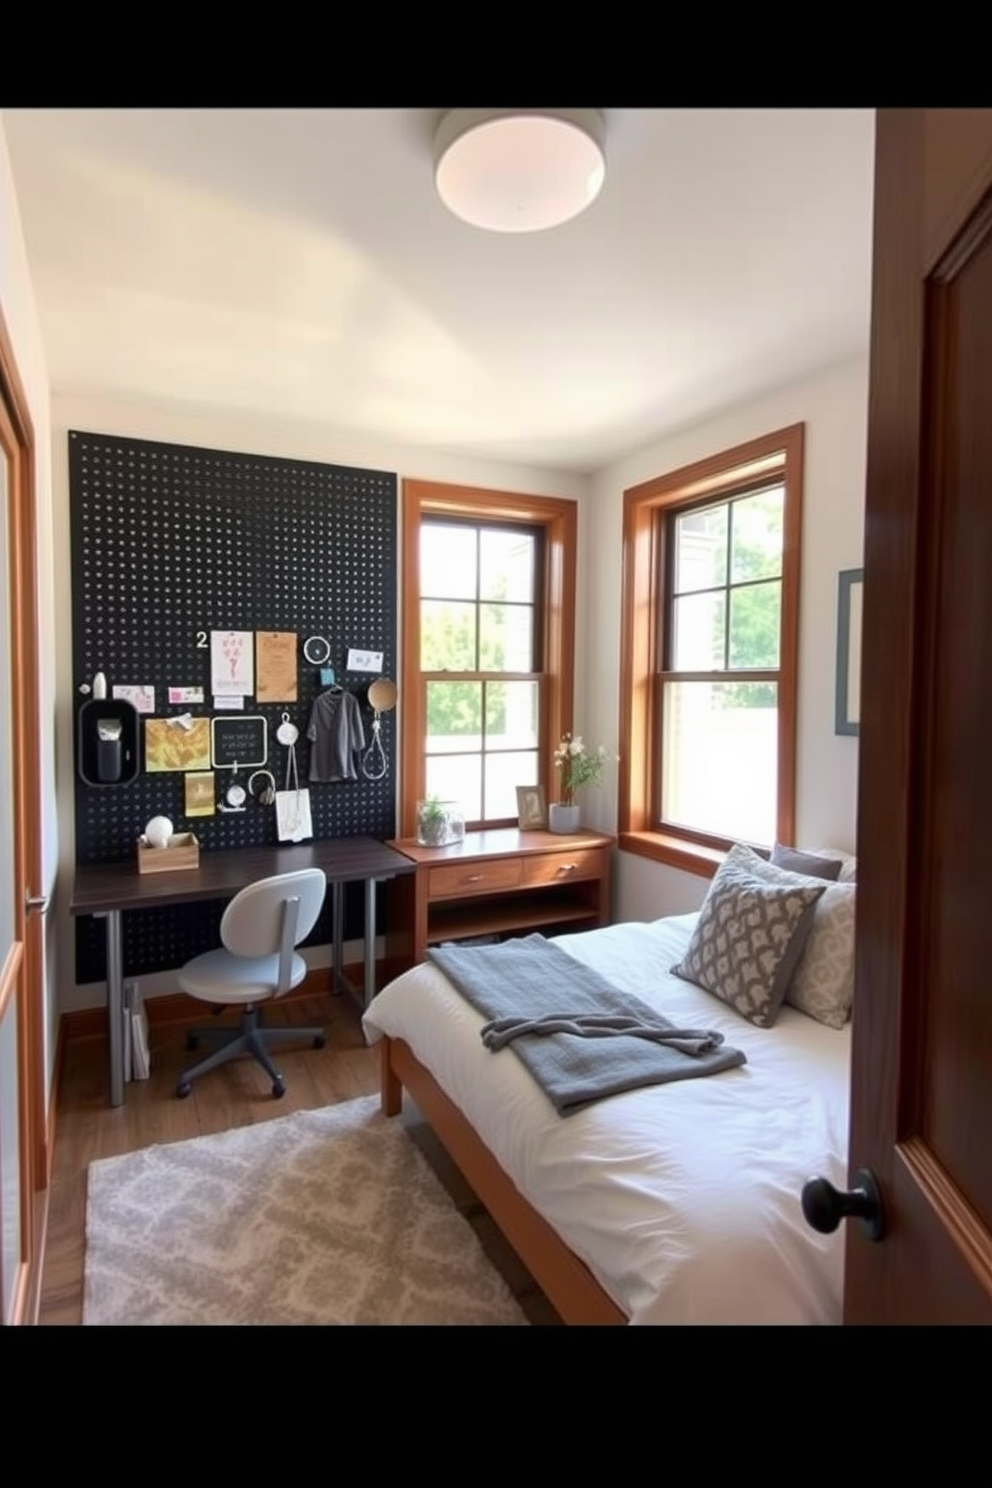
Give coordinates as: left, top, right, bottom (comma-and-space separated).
433, 108, 606, 233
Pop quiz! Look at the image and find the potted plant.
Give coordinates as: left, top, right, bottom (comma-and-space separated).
550, 733, 610, 833
416, 795, 466, 847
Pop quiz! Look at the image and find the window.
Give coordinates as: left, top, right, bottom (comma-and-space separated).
618, 425, 804, 876
401, 480, 577, 835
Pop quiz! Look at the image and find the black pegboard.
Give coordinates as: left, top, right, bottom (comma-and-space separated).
69, 430, 397, 983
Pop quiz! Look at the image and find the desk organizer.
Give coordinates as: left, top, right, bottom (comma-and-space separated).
137, 833, 200, 874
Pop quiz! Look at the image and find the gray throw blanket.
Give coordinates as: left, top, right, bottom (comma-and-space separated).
428, 934, 746, 1117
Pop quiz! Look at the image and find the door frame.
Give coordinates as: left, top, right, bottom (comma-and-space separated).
0, 298, 47, 1323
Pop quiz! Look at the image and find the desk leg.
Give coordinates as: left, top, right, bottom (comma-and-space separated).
103, 909, 125, 1108
364, 878, 378, 1010
331, 881, 349, 997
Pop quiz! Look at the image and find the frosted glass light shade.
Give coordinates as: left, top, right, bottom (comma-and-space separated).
434, 109, 606, 233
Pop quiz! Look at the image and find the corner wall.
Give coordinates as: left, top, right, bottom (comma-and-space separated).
582, 355, 868, 923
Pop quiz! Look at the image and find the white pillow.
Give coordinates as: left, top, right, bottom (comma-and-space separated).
729, 844, 856, 1029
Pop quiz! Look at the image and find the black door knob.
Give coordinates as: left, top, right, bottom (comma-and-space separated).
801, 1167, 884, 1242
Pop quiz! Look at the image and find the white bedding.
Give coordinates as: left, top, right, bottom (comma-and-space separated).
362, 914, 851, 1326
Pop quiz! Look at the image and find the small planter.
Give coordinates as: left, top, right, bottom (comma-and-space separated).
548, 802, 581, 834
416, 799, 465, 847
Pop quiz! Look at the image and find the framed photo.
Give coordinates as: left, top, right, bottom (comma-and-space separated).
516, 784, 547, 830
835, 567, 864, 736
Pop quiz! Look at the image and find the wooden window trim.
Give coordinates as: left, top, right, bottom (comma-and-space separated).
400, 480, 576, 839
618, 424, 804, 878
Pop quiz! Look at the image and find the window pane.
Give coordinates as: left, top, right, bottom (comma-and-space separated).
672, 591, 726, 670
674, 504, 728, 593
485, 680, 538, 749
426, 680, 482, 745
730, 487, 783, 583
480, 602, 533, 672
729, 580, 780, 669
480, 528, 535, 603
661, 680, 778, 844
426, 753, 481, 821
421, 523, 477, 599
486, 750, 539, 819
421, 600, 476, 670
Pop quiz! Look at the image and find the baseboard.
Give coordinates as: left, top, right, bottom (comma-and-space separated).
60, 966, 341, 1044
59, 955, 412, 1046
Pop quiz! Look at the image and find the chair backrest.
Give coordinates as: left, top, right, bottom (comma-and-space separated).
220, 869, 327, 966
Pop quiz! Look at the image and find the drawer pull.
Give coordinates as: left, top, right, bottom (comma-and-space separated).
466, 873, 485, 882
557, 863, 577, 874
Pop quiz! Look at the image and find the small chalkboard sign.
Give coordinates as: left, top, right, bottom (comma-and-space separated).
210, 715, 269, 769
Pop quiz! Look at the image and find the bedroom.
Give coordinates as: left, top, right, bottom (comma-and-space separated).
1, 108, 988, 1326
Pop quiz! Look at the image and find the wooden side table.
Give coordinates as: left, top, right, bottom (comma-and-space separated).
385, 827, 612, 969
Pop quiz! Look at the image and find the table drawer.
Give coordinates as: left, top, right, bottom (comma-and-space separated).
428, 858, 523, 900
522, 847, 606, 889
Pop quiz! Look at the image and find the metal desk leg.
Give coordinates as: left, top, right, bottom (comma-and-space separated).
103, 909, 125, 1107
331, 880, 349, 996
364, 877, 378, 1010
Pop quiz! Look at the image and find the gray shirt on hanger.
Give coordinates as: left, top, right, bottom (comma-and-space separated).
307, 690, 366, 782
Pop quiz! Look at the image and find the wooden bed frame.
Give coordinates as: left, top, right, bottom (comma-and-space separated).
379, 1036, 627, 1325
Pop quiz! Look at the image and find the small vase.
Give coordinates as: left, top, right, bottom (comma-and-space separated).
548, 802, 581, 834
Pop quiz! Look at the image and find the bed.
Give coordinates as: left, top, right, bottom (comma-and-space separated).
361, 843, 855, 1326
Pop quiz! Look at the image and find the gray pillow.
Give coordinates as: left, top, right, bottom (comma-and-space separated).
671, 844, 826, 1028
769, 843, 842, 881
733, 845, 857, 1029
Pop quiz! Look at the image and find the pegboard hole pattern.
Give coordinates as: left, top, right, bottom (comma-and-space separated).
70, 431, 397, 983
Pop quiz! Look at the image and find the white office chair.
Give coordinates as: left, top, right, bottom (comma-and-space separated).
175, 867, 328, 1100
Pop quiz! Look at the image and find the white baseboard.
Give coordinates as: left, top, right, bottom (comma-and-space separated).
63, 936, 381, 1013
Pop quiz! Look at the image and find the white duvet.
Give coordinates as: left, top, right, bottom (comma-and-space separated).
362, 914, 851, 1326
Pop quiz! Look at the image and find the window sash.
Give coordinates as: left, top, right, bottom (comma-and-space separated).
401, 481, 577, 838
618, 425, 803, 875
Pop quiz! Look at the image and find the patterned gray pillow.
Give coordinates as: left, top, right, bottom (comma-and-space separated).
731, 844, 856, 1029
671, 844, 826, 1028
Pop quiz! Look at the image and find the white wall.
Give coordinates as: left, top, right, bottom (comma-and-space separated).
0, 120, 58, 1093
52, 359, 868, 1002
51, 393, 591, 1009
581, 355, 868, 923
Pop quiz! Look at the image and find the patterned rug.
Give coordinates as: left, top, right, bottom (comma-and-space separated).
83, 1094, 529, 1325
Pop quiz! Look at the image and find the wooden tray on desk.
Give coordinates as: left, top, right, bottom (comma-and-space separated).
136, 833, 200, 874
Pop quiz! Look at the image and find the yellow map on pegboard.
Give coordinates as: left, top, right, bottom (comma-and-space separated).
144, 716, 212, 773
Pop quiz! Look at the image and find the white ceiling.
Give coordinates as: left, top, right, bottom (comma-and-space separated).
2, 108, 876, 475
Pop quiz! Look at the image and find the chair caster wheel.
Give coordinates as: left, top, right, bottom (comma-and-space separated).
176, 1081, 192, 1099
272, 1080, 286, 1098
186, 1035, 199, 1050
313, 1035, 326, 1049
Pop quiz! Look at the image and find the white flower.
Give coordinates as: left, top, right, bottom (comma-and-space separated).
552, 730, 615, 804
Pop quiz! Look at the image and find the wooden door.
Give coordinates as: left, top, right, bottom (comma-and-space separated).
0, 308, 45, 1324
846, 110, 992, 1321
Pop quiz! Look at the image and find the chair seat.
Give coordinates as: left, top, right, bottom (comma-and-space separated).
178, 947, 308, 1005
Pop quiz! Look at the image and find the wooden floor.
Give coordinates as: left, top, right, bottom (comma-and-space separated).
38, 986, 559, 1325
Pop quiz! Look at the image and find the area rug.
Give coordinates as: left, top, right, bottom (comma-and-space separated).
83, 1094, 528, 1325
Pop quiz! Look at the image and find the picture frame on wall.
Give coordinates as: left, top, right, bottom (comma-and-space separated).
516, 784, 547, 830
835, 567, 864, 736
